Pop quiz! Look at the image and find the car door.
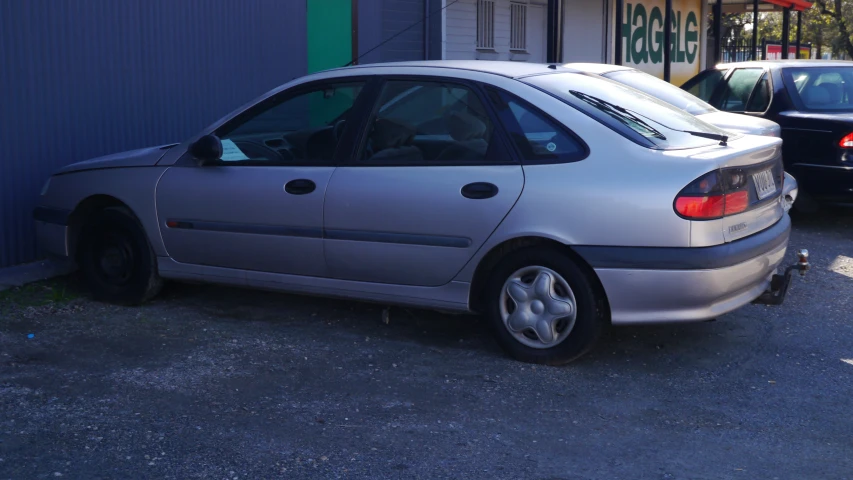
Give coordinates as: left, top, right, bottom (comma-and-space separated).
712, 68, 767, 113
773, 66, 853, 185
155, 78, 371, 276
322, 77, 524, 287
681, 67, 730, 103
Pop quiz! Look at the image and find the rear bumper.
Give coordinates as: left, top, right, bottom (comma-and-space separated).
576, 215, 792, 325
790, 163, 853, 201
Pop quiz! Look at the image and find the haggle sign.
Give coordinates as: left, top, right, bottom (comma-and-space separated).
620, 0, 703, 85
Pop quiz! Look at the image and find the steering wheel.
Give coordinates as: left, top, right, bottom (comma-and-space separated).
232, 140, 287, 163
333, 119, 347, 141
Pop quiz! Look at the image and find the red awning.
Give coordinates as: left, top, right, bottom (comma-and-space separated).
761, 0, 813, 11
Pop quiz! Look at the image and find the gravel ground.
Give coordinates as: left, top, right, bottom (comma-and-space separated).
1, 209, 851, 480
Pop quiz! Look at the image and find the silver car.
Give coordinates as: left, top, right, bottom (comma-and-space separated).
34, 61, 808, 365
562, 63, 782, 137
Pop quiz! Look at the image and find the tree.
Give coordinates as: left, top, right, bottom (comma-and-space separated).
814, 0, 853, 59
802, 6, 836, 58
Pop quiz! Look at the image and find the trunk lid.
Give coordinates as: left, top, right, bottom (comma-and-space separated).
696, 111, 781, 138
719, 151, 785, 243
679, 135, 785, 244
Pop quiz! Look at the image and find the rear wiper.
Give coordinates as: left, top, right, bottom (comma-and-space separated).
613, 103, 731, 146
682, 130, 729, 146
569, 90, 667, 141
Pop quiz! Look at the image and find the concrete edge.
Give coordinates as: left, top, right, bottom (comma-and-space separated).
0, 258, 78, 291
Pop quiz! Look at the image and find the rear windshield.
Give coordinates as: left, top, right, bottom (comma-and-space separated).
782, 66, 853, 111
524, 73, 736, 150
603, 70, 717, 115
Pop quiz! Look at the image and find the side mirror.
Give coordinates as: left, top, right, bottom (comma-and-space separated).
188, 134, 223, 166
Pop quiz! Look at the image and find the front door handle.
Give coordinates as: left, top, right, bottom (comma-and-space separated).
461, 182, 498, 199
284, 179, 316, 195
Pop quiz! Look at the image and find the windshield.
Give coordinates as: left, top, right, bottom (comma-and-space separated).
603, 70, 717, 115
782, 66, 853, 111
524, 73, 736, 150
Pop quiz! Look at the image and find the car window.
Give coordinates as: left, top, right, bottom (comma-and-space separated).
746, 73, 771, 112
359, 80, 497, 164
782, 66, 853, 111
524, 72, 737, 150
214, 81, 365, 165
487, 88, 586, 163
682, 69, 727, 103
718, 69, 764, 112
603, 70, 717, 115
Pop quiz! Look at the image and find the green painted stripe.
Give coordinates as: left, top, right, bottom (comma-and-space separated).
307, 0, 352, 74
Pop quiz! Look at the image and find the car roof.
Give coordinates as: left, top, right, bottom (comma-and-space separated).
714, 59, 853, 69
561, 63, 636, 75
317, 60, 581, 79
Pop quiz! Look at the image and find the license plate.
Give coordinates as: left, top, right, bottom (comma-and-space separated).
752, 169, 777, 200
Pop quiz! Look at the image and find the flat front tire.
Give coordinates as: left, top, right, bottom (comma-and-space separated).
79, 207, 163, 305
484, 247, 606, 365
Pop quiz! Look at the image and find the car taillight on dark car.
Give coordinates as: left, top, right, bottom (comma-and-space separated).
674, 162, 782, 220
839, 133, 853, 148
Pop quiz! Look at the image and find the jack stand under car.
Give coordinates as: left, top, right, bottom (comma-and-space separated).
753, 249, 810, 306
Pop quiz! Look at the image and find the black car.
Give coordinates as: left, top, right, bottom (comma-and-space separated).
681, 60, 853, 210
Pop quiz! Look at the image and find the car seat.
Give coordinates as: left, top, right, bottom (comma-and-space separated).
435, 111, 489, 162
818, 83, 843, 105
802, 84, 831, 106
366, 118, 424, 163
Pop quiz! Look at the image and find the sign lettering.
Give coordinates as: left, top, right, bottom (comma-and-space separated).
620, 0, 702, 85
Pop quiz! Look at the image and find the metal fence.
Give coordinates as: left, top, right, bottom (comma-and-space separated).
721, 37, 762, 63
720, 36, 814, 63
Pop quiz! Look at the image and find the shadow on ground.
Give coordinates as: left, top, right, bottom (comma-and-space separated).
1, 209, 851, 479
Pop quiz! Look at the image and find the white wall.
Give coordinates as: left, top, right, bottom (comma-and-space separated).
562, 0, 608, 63
444, 0, 548, 62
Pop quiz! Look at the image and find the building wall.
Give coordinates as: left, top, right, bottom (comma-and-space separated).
0, 0, 308, 269
358, 0, 430, 64
308, 0, 353, 73
444, 0, 548, 63
562, 0, 609, 63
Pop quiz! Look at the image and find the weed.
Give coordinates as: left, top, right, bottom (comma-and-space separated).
0, 277, 79, 308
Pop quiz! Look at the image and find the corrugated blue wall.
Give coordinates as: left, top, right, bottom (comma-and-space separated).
358, 0, 427, 64
0, 0, 307, 268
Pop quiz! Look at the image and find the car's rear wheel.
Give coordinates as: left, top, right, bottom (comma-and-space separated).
79, 207, 163, 305
484, 247, 606, 365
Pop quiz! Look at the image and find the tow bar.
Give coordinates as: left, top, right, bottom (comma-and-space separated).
753, 249, 810, 306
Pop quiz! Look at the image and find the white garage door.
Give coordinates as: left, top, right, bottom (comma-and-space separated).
526, 3, 547, 63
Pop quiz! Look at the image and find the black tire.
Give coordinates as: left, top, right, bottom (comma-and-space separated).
79, 207, 163, 305
484, 247, 607, 366
792, 188, 820, 214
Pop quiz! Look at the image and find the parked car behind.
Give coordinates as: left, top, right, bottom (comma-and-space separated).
681, 60, 853, 210
562, 63, 782, 137
34, 61, 808, 365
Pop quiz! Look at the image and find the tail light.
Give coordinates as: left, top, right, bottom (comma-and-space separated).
674, 161, 782, 220
839, 133, 853, 148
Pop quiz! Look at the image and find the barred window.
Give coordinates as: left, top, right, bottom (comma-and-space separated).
477, 0, 495, 50
510, 2, 527, 52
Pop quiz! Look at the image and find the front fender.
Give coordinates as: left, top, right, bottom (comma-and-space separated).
38, 167, 170, 257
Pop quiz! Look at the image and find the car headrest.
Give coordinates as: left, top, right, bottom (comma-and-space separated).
371, 118, 416, 151
448, 111, 487, 141
803, 85, 831, 105
819, 83, 842, 103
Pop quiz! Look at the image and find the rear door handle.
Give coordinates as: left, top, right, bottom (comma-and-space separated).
284, 179, 316, 195
461, 182, 499, 199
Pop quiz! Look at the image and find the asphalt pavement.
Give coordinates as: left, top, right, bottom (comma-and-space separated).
1, 208, 851, 480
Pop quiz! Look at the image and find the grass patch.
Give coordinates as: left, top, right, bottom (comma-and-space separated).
0, 277, 80, 308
